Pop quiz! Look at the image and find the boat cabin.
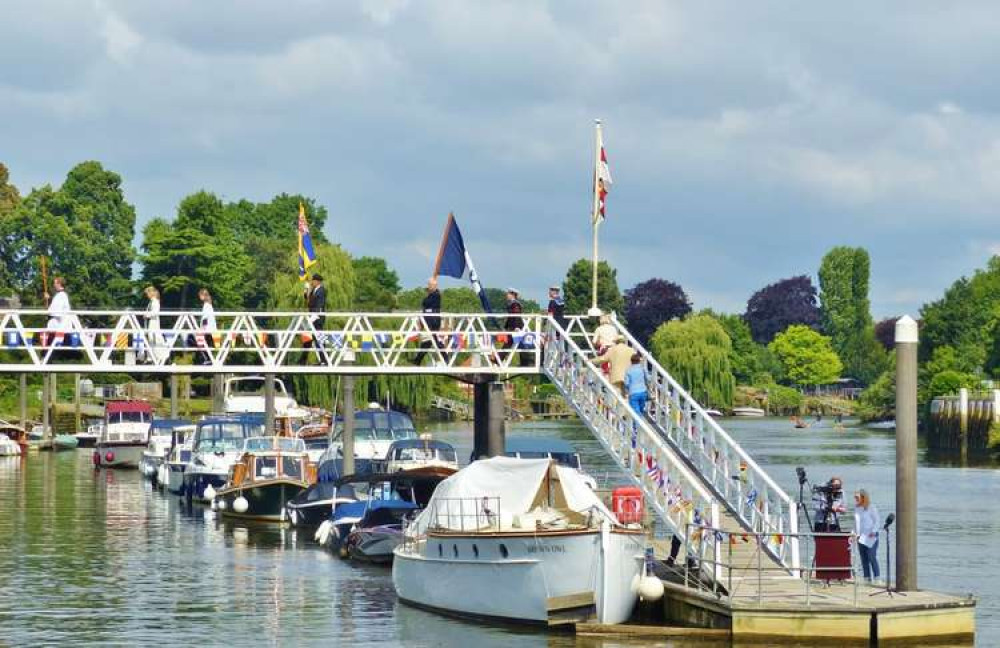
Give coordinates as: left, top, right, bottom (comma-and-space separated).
103, 401, 153, 443
192, 416, 265, 454
383, 438, 458, 474
331, 408, 418, 461
503, 438, 584, 471
228, 437, 314, 487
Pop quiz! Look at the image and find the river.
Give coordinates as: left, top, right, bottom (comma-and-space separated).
0, 418, 994, 646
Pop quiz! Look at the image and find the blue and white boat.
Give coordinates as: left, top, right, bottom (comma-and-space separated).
183, 415, 265, 503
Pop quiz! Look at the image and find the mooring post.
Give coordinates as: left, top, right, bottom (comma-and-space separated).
74, 373, 81, 434
41, 373, 51, 439
895, 315, 919, 591
958, 387, 969, 460
472, 381, 490, 460
211, 374, 224, 413
342, 375, 355, 476
19, 374, 27, 431
487, 381, 506, 458
170, 374, 179, 419
264, 373, 276, 435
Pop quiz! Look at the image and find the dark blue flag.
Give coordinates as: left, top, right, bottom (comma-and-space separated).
434, 213, 492, 313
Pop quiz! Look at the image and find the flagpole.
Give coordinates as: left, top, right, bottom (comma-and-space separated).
588, 119, 603, 317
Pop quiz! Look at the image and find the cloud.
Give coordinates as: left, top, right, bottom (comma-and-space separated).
5, 0, 1000, 318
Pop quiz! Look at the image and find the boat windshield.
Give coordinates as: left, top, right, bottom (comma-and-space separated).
108, 412, 149, 425
194, 423, 250, 452
243, 437, 305, 453
336, 418, 393, 442
510, 450, 581, 470
255, 455, 304, 479
394, 446, 457, 463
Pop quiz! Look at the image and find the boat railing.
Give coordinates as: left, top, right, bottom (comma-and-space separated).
561, 314, 800, 572
425, 496, 502, 534
681, 523, 863, 607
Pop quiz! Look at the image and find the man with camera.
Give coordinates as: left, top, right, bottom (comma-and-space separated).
812, 476, 846, 532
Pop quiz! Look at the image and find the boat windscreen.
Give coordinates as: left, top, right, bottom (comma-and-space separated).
255, 456, 304, 480
109, 411, 149, 424
194, 423, 249, 452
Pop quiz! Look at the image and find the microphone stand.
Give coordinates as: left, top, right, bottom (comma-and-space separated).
869, 518, 905, 598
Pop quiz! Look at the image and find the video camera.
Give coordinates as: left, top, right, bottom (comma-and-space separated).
796, 467, 845, 532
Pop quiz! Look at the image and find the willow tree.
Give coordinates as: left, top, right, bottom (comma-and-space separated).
650, 314, 735, 408
266, 243, 354, 408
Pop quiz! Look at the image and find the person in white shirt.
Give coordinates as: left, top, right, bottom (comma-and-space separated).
853, 489, 881, 582
45, 276, 72, 350
143, 286, 163, 363
592, 314, 618, 353
196, 288, 217, 366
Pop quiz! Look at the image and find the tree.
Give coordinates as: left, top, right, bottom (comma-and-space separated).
0, 163, 19, 214
856, 353, 896, 422
140, 191, 253, 310
650, 314, 735, 408
563, 259, 624, 316
353, 256, 400, 312
744, 275, 821, 344
768, 325, 843, 386
926, 370, 978, 400
224, 194, 329, 245
818, 247, 886, 383
712, 311, 783, 384
0, 161, 137, 307
623, 278, 692, 346
874, 317, 899, 351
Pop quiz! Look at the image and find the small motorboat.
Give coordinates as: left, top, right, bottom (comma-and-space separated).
0, 432, 21, 457
381, 437, 459, 475
295, 422, 332, 464
329, 406, 419, 464
286, 446, 380, 528
704, 408, 724, 418
94, 401, 153, 469
392, 457, 646, 625
183, 415, 266, 503
0, 422, 28, 455
345, 499, 418, 563
214, 436, 315, 522
223, 376, 311, 419
162, 424, 196, 495
52, 434, 79, 451
731, 407, 766, 418
74, 418, 103, 448
140, 418, 193, 483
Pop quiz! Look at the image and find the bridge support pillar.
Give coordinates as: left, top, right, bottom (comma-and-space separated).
264, 374, 276, 435
342, 375, 355, 476
211, 374, 224, 413
473, 378, 506, 460
41, 374, 51, 439
74, 374, 81, 434
19, 374, 27, 431
170, 375, 179, 419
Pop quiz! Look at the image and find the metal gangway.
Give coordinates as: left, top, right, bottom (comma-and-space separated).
0, 307, 798, 578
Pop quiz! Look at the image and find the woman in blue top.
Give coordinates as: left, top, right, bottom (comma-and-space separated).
853, 489, 881, 582
623, 353, 648, 416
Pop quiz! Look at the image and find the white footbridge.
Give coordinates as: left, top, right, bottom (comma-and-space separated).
0, 308, 799, 577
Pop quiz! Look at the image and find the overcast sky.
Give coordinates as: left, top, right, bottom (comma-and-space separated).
4, 1, 1000, 318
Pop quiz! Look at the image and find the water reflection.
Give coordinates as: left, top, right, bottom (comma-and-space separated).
0, 420, 993, 646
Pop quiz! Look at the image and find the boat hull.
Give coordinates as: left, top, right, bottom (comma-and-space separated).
74, 433, 98, 448
166, 462, 188, 494
216, 480, 308, 522
392, 529, 643, 625
94, 443, 144, 468
286, 499, 333, 527
183, 470, 227, 502
348, 525, 402, 563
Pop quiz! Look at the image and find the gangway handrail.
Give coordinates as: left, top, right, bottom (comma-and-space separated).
541, 318, 722, 581
562, 314, 799, 571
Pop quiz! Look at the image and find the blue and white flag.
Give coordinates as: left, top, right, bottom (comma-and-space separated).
433, 213, 492, 313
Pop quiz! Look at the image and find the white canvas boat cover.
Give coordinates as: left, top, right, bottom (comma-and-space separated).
410, 456, 616, 535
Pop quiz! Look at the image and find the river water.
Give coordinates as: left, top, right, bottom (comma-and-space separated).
0, 418, 994, 647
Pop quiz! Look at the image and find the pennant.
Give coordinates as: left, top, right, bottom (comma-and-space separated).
297, 202, 318, 280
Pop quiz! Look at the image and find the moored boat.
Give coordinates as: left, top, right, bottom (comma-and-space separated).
330, 406, 418, 464
392, 457, 645, 626
382, 437, 459, 475
52, 434, 79, 450
214, 436, 315, 522
74, 418, 103, 448
0, 432, 22, 457
94, 401, 152, 468
731, 406, 766, 418
162, 424, 196, 494
0, 422, 28, 455
504, 437, 597, 489
141, 418, 193, 483
183, 415, 265, 503
223, 376, 310, 419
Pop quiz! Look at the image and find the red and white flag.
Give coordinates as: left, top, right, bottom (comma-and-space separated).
593, 122, 612, 224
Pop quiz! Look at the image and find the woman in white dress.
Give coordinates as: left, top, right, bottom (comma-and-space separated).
197, 288, 217, 366
143, 286, 163, 363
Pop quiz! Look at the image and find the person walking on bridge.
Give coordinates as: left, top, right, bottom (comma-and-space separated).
413, 277, 443, 365
624, 353, 648, 416
44, 276, 72, 353
301, 273, 327, 363
196, 288, 217, 366
594, 335, 633, 395
142, 286, 163, 364
547, 285, 567, 331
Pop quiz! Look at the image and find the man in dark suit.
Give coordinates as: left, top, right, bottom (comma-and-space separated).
302, 273, 327, 362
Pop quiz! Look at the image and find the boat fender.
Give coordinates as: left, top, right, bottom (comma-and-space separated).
204, 484, 217, 501
289, 508, 298, 526
233, 496, 249, 514
315, 520, 333, 545
637, 575, 665, 602
217, 498, 227, 511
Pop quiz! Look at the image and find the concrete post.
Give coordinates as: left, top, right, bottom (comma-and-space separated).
74, 373, 81, 434
19, 374, 27, 431
487, 382, 506, 458
472, 382, 490, 460
895, 315, 919, 592
212, 374, 224, 413
47, 373, 57, 440
41, 374, 51, 438
958, 387, 969, 459
170, 374, 179, 419
264, 373, 276, 435
342, 375, 355, 476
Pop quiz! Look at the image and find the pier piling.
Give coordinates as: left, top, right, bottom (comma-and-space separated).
472, 382, 489, 460
211, 374, 224, 414
74, 374, 81, 434
170, 375, 179, 419
895, 315, 918, 591
342, 375, 355, 476
19, 374, 27, 430
41, 373, 50, 438
264, 374, 276, 435
486, 381, 506, 458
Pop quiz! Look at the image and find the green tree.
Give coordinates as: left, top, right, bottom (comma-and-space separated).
650, 314, 735, 408
818, 246, 886, 383
224, 194, 329, 245
0, 163, 19, 214
712, 311, 784, 384
856, 355, 896, 422
926, 370, 978, 400
563, 259, 624, 316
768, 325, 843, 386
484, 287, 540, 313
353, 256, 400, 312
0, 161, 137, 307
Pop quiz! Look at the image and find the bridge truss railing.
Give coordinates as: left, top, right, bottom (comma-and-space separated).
560, 315, 800, 572
541, 319, 722, 580
0, 309, 544, 375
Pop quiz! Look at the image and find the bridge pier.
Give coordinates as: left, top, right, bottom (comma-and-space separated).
342, 375, 355, 476
19, 374, 27, 431
170, 375, 179, 419
41, 373, 50, 438
472, 379, 506, 460
211, 374, 224, 413
264, 374, 276, 434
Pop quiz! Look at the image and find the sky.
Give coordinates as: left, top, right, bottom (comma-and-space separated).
4, 1, 1000, 319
